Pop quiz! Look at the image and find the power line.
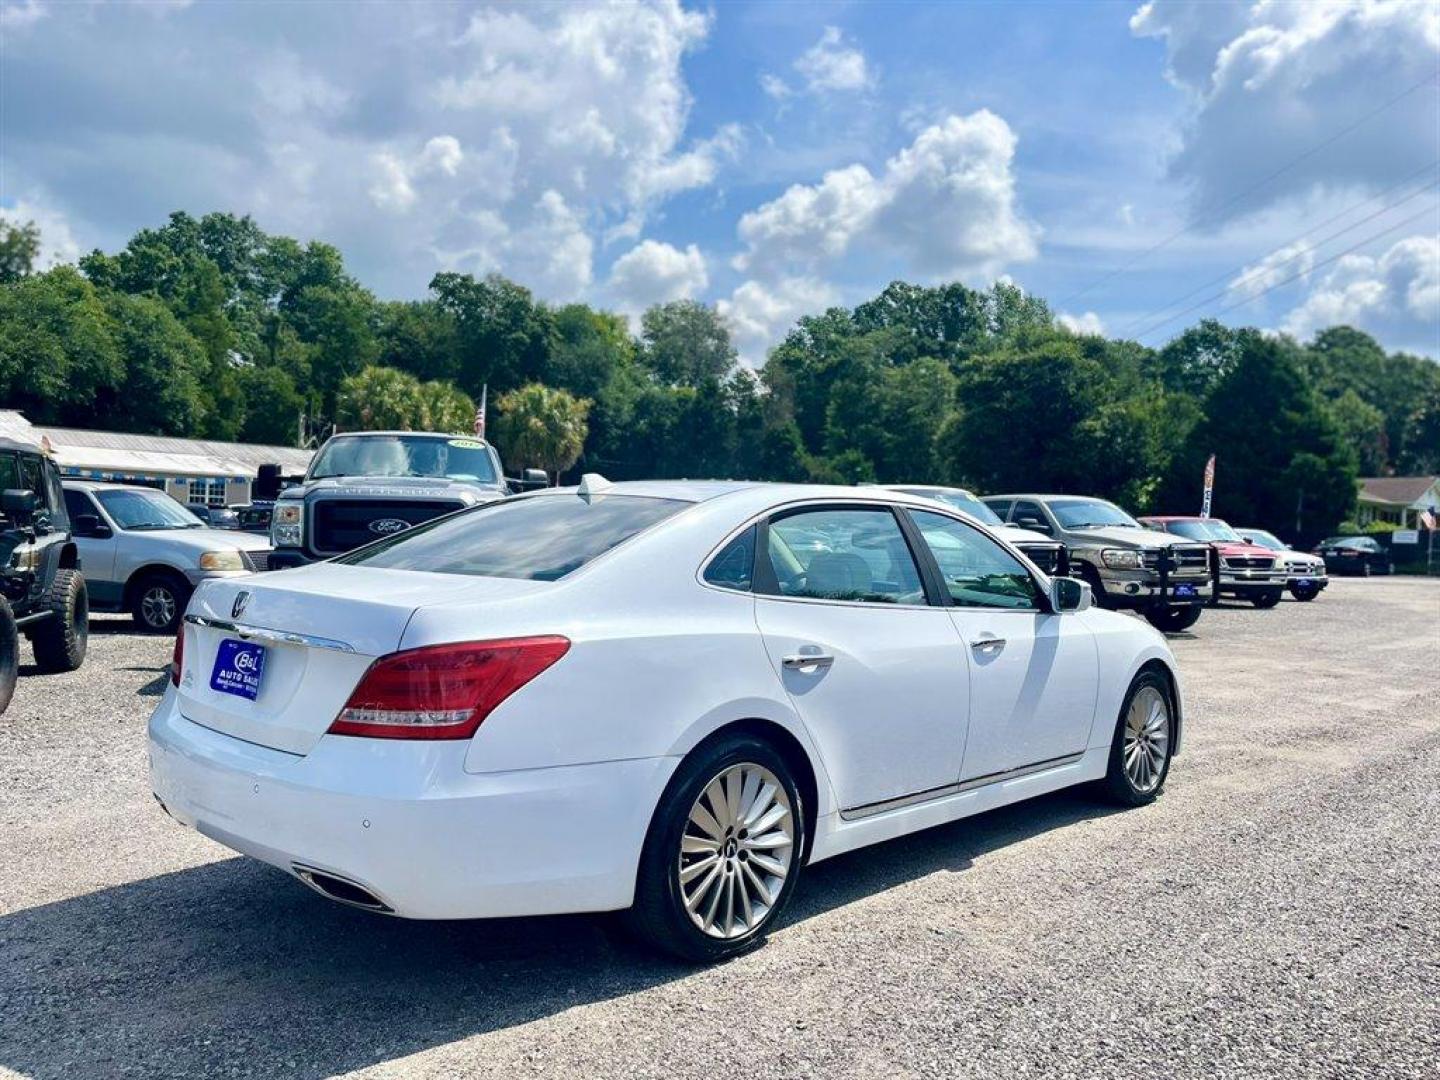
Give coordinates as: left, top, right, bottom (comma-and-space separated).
1113, 166, 1440, 339
1133, 202, 1440, 343
1056, 72, 1440, 310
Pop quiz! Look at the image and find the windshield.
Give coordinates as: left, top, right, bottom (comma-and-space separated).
1242, 529, 1285, 551
97, 489, 203, 530
1162, 519, 1241, 542
337, 494, 688, 580
309, 435, 498, 483
1049, 498, 1140, 529
899, 488, 1003, 526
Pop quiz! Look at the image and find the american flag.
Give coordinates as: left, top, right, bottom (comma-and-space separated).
473, 384, 487, 439
1421, 508, 1436, 530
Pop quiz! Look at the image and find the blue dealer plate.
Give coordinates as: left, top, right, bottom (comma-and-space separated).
1173, 583, 1197, 598
210, 638, 266, 701
1296, 578, 1313, 587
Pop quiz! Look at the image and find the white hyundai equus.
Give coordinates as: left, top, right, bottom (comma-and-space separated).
150, 479, 1183, 962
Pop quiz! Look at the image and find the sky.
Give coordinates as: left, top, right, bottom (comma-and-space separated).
2, 0, 1437, 363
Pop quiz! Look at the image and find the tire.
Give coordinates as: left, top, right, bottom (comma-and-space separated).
0, 596, 17, 716
30, 568, 88, 674
130, 570, 190, 634
1250, 590, 1282, 609
1100, 669, 1176, 806
1144, 605, 1201, 633
1359, 562, 1372, 578
1289, 582, 1321, 602
624, 734, 806, 963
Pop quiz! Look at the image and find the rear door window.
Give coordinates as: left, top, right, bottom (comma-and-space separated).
338, 493, 688, 580
760, 506, 927, 605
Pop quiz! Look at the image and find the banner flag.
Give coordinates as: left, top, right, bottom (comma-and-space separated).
1200, 453, 1216, 518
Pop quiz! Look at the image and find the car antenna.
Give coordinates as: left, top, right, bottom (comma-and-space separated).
577, 473, 613, 501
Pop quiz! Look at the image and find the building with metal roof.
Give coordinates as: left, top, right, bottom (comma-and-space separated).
0, 410, 313, 507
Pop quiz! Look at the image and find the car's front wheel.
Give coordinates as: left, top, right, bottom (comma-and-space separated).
1250, 590, 1282, 609
131, 571, 190, 634
625, 734, 805, 963
1289, 581, 1322, 601
1100, 670, 1176, 806
1144, 605, 1201, 633
0, 596, 17, 715
30, 569, 88, 673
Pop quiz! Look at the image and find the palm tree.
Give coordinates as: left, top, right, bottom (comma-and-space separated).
494, 383, 591, 483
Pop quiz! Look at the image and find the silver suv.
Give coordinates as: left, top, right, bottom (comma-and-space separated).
62, 481, 273, 633
983, 494, 1213, 633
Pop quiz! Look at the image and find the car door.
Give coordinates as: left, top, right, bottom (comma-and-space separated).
752, 503, 971, 813
905, 509, 1098, 781
62, 489, 119, 601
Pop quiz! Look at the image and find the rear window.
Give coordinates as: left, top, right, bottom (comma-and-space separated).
336, 494, 688, 580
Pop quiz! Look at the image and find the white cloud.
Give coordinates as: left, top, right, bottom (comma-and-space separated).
1282, 233, 1439, 342
607, 239, 708, 310
368, 135, 467, 212
1057, 311, 1106, 335
418, 135, 463, 177
794, 26, 873, 93
718, 276, 840, 367
0, 197, 81, 269
0, 0, 46, 31
734, 110, 1039, 281
518, 190, 594, 301
1132, 0, 1440, 223
759, 73, 792, 100
1227, 240, 1316, 303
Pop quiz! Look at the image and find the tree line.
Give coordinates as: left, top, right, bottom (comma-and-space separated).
2, 211, 1437, 541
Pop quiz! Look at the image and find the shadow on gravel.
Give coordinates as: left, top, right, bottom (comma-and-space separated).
0, 789, 1120, 1079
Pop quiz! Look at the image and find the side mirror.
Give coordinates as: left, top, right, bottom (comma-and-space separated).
2, 488, 40, 521
1017, 515, 1052, 535
1050, 576, 1092, 613
523, 468, 549, 486
73, 514, 112, 539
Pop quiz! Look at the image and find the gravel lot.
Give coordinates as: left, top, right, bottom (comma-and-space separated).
1, 578, 1437, 1079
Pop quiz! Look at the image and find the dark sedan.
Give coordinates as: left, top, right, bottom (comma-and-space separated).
185, 504, 240, 530
1314, 535, 1392, 576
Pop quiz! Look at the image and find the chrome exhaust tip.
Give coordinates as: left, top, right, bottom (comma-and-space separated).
292, 864, 393, 914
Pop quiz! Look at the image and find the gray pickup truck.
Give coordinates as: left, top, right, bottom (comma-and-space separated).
268, 431, 539, 568
982, 493, 1214, 632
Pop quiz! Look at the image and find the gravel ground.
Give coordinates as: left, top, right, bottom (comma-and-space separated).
1, 579, 1437, 1079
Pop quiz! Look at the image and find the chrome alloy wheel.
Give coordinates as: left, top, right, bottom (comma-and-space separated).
678, 762, 795, 940
1123, 685, 1171, 793
140, 586, 177, 630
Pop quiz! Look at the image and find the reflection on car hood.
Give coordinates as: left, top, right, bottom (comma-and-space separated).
282, 475, 506, 500
132, 527, 273, 552
994, 524, 1057, 546
1066, 525, 1184, 548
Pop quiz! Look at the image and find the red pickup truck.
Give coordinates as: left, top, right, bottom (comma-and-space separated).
1138, 516, 1286, 608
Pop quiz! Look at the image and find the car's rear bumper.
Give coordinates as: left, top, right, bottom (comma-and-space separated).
148, 693, 677, 919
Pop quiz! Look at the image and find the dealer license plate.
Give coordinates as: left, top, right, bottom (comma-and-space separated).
210, 639, 266, 701
1173, 583, 1197, 598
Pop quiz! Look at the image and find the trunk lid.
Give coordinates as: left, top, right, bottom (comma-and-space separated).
175, 564, 551, 755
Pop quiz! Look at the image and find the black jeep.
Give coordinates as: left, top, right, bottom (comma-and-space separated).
0, 438, 88, 714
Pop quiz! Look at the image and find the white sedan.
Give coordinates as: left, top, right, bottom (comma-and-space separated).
150, 479, 1183, 962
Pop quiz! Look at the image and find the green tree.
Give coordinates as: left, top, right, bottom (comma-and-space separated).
236, 365, 304, 446
429, 272, 556, 394
1327, 389, 1388, 476
1397, 387, 1440, 474
335, 366, 475, 433
548, 304, 633, 398
98, 291, 209, 435
1162, 336, 1356, 539
639, 300, 737, 387
0, 219, 41, 283
0, 266, 124, 425
494, 383, 591, 481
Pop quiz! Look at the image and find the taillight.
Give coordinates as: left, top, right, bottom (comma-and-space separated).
171, 628, 184, 687
327, 636, 570, 740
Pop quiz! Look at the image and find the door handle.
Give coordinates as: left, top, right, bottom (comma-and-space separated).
782, 652, 834, 670
970, 636, 1006, 651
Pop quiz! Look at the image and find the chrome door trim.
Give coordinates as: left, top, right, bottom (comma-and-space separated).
183, 613, 356, 654
838, 751, 1086, 821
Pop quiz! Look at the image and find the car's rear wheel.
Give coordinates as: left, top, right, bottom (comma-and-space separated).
625, 734, 805, 963
0, 596, 17, 715
1144, 605, 1201, 633
30, 569, 88, 673
1250, 590, 1282, 609
1289, 582, 1321, 601
131, 571, 190, 634
1100, 670, 1175, 806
